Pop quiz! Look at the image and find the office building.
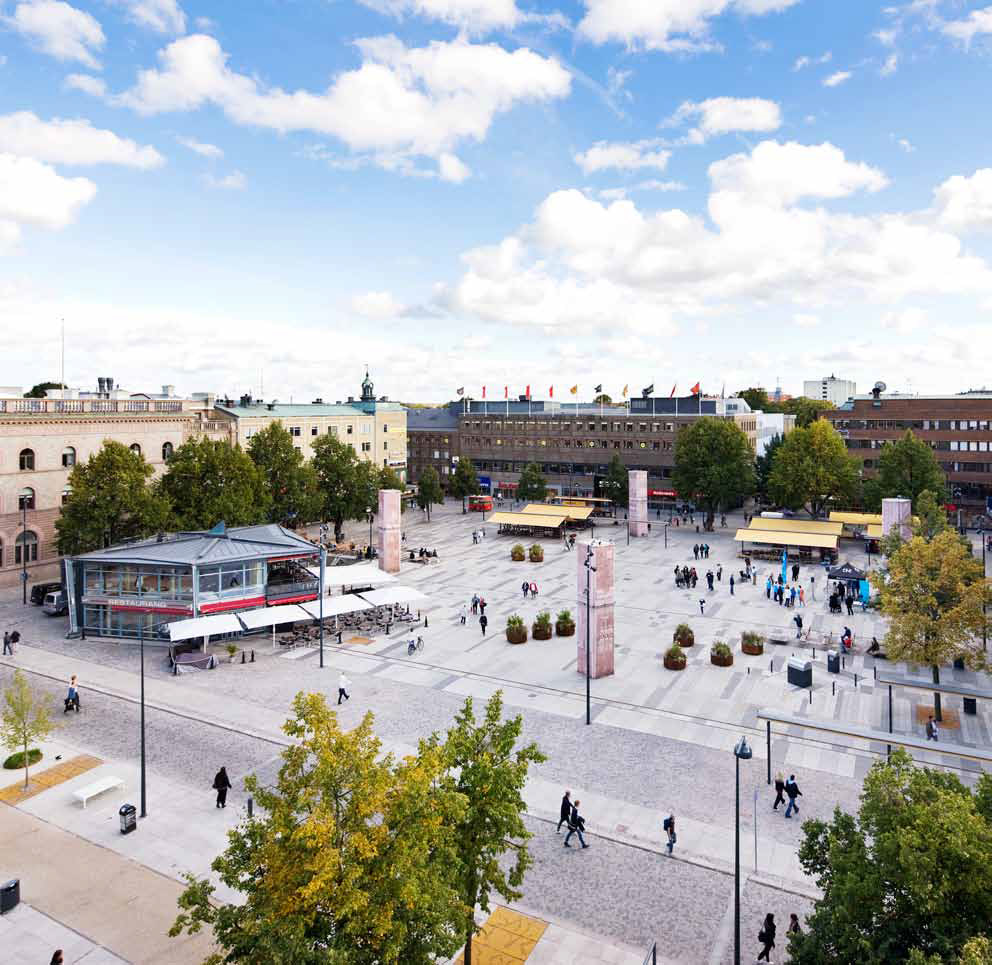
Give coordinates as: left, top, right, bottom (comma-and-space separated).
803, 375, 856, 407
405, 402, 460, 487
735, 411, 797, 456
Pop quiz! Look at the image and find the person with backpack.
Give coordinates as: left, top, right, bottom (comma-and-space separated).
784, 775, 802, 818
757, 913, 776, 962
663, 813, 676, 855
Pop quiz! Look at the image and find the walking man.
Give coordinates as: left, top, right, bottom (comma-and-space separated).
337, 672, 350, 705
773, 772, 786, 810
557, 789, 572, 833
459, 605, 467, 626
663, 813, 676, 855
698, 599, 706, 616
564, 800, 589, 849
766, 576, 772, 600
716, 564, 722, 582
212, 766, 232, 808
706, 570, 714, 592
810, 574, 816, 601
2, 631, 11, 655
926, 716, 939, 742
480, 613, 488, 636
784, 774, 802, 818
521, 580, 529, 599
693, 543, 699, 560
794, 613, 803, 639
846, 594, 855, 616
729, 574, 735, 596
792, 563, 800, 582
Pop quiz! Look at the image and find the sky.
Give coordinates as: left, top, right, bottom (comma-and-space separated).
2, 0, 992, 404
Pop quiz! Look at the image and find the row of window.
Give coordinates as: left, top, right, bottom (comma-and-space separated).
469, 460, 674, 478
848, 439, 992, 452
463, 438, 672, 451
0, 531, 39, 567
13, 443, 174, 472
461, 420, 678, 433
833, 419, 992, 431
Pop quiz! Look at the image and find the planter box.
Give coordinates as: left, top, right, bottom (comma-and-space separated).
556, 624, 576, 637
710, 652, 734, 667
532, 626, 552, 640
663, 654, 687, 671
511, 555, 525, 562
741, 642, 764, 656
674, 634, 694, 648
506, 629, 528, 644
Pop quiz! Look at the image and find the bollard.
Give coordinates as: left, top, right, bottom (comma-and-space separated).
809, 689, 812, 705
813, 648, 816, 659
250, 649, 255, 662
873, 665, 877, 681
832, 681, 835, 696
247, 796, 253, 818
747, 667, 750, 675
855, 674, 858, 687
241, 650, 246, 664
424, 615, 429, 628
842, 655, 846, 670
770, 659, 773, 673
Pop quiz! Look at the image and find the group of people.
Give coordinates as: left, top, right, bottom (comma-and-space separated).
521, 581, 539, 598
757, 912, 802, 962
766, 576, 807, 609
2, 629, 20, 655
829, 583, 858, 615
471, 529, 486, 544
772, 773, 803, 818
556, 790, 589, 848
692, 543, 711, 559
675, 566, 698, 589
409, 547, 439, 561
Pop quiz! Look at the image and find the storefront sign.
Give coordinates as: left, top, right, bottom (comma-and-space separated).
84, 596, 193, 615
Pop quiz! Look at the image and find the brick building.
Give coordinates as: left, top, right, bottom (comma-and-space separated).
405, 402, 460, 489
823, 390, 992, 513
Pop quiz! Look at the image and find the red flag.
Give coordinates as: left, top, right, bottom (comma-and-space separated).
526, 385, 531, 399
549, 385, 554, 398
504, 385, 508, 399
670, 384, 677, 397
690, 382, 700, 395
482, 385, 486, 398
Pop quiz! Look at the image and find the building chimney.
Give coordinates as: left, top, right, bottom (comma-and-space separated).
97, 377, 105, 395
162, 384, 175, 397
105, 376, 114, 394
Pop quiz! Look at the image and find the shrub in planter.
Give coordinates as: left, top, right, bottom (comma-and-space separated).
710, 641, 734, 667
226, 643, 238, 662
532, 610, 553, 640
529, 543, 544, 562
741, 631, 765, 656
506, 613, 528, 644
4, 748, 42, 770
555, 608, 576, 636
511, 543, 526, 562
663, 643, 687, 671
673, 623, 695, 647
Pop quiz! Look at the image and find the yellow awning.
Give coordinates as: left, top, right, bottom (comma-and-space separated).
523, 503, 594, 521
735, 528, 838, 550
489, 511, 567, 528
747, 518, 843, 536
829, 511, 883, 526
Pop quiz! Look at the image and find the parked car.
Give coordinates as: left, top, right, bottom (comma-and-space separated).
42, 590, 68, 616
30, 581, 62, 605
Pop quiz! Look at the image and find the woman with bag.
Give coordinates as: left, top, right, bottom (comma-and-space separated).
757, 912, 776, 962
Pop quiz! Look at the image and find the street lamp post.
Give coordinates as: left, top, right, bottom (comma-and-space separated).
318, 545, 325, 669
140, 620, 147, 818
733, 735, 753, 965
21, 497, 28, 604
584, 545, 596, 726
367, 508, 374, 558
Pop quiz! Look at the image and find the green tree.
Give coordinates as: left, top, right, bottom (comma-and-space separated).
2, 669, 55, 789
791, 751, 992, 964
311, 435, 366, 541
437, 693, 545, 965
170, 693, 466, 964
880, 529, 990, 720
515, 462, 548, 503
56, 440, 170, 553
24, 381, 66, 398
592, 393, 612, 405
862, 430, 946, 512
246, 422, 322, 527
672, 417, 755, 529
599, 453, 629, 508
738, 387, 770, 411
781, 396, 833, 428
160, 438, 270, 531
754, 433, 784, 502
449, 458, 480, 513
768, 418, 858, 518
379, 466, 405, 491
416, 467, 444, 521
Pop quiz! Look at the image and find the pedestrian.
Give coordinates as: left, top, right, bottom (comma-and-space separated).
522, 580, 530, 599
788, 913, 801, 937
794, 613, 803, 639
9, 630, 19, 650
792, 563, 800, 582
557, 789, 572, 833
459, 605, 467, 625
2, 630, 11, 655
471, 594, 479, 615
693, 543, 699, 560
845, 594, 854, 616
663, 813, 676, 854
479, 598, 487, 616
766, 576, 772, 600
212, 766, 232, 808
926, 716, 939, 742
773, 772, 786, 810
706, 571, 714, 591
480, 613, 488, 635
717, 564, 722, 582
698, 599, 705, 616
338, 672, 350, 704
798, 586, 805, 607
810, 575, 816, 601
729, 574, 735, 596
564, 800, 589, 849
705, 544, 710, 558
530, 582, 538, 597
63, 675, 80, 713
51, 952, 64, 965
784, 774, 802, 818
790, 585, 797, 608
757, 913, 776, 962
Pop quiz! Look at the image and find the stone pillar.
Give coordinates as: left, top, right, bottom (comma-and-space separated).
377, 488, 401, 573
628, 469, 648, 537
881, 497, 912, 541
576, 539, 615, 679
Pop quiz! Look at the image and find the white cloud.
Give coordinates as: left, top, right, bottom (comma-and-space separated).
351, 290, 406, 318
112, 0, 186, 34
438, 152, 471, 182
114, 34, 571, 176
577, 0, 800, 53
934, 168, 992, 232
3, 0, 105, 68
177, 135, 222, 158
823, 70, 852, 87
0, 111, 164, 168
597, 179, 685, 201
896, 137, 914, 153
880, 52, 899, 75
942, 5, 992, 46
64, 73, 107, 96
881, 307, 926, 333
606, 66, 633, 100
793, 313, 819, 327
574, 139, 670, 174
669, 96, 781, 141
204, 170, 245, 190
792, 50, 830, 70
0, 152, 97, 249
357, 0, 522, 32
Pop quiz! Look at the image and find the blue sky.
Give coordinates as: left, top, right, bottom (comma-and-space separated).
1, 0, 992, 403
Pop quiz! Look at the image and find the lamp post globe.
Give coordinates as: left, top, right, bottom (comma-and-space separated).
733, 735, 752, 965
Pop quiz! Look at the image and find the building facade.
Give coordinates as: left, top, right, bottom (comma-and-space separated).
0, 387, 231, 589
803, 375, 856, 407
405, 402, 460, 488
735, 411, 797, 456
216, 372, 407, 476
823, 392, 992, 512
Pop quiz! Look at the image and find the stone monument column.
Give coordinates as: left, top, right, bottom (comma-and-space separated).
577, 539, 615, 679
881, 497, 912, 541
628, 469, 648, 537
377, 488, 401, 574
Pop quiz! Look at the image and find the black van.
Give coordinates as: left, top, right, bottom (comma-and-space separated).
30, 581, 62, 605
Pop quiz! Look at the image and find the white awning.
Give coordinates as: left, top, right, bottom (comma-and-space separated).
307, 562, 398, 586
298, 596, 373, 619
359, 586, 428, 607
237, 605, 310, 630
168, 613, 243, 641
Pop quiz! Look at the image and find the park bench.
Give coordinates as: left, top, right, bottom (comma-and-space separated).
73, 775, 125, 809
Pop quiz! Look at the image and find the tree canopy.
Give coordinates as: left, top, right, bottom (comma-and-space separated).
416, 467, 444, 521
160, 437, 270, 531
311, 435, 367, 541
791, 751, 992, 964
599, 454, 629, 508
672, 417, 755, 527
515, 462, 548, 503
246, 422, 322, 527
592, 393, 612, 405
449, 458, 480, 513
754, 432, 784, 503
732, 391, 833, 428
24, 381, 66, 398
768, 418, 859, 517
862, 430, 946, 512
2, 669, 54, 790
56, 440, 170, 553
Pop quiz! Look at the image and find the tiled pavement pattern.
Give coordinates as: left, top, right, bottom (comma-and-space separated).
452, 907, 548, 964
0, 902, 128, 965
0, 753, 102, 805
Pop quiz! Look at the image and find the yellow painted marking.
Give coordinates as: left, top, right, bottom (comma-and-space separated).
0, 754, 103, 805
454, 907, 549, 964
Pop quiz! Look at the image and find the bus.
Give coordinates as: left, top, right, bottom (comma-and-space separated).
549, 494, 615, 518
468, 494, 493, 512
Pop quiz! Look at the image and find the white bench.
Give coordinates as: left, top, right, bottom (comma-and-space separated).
73, 776, 125, 809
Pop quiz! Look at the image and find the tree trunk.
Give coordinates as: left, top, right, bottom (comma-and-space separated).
932, 664, 942, 722
334, 516, 343, 542
462, 496, 466, 514
22, 738, 29, 789
464, 909, 475, 965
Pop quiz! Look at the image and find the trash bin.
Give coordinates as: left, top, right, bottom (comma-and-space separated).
787, 656, 812, 688
1, 878, 20, 914
119, 803, 137, 835
827, 650, 840, 674
964, 697, 977, 716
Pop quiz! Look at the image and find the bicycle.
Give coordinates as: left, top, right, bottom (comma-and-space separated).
407, 636, 424, 656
